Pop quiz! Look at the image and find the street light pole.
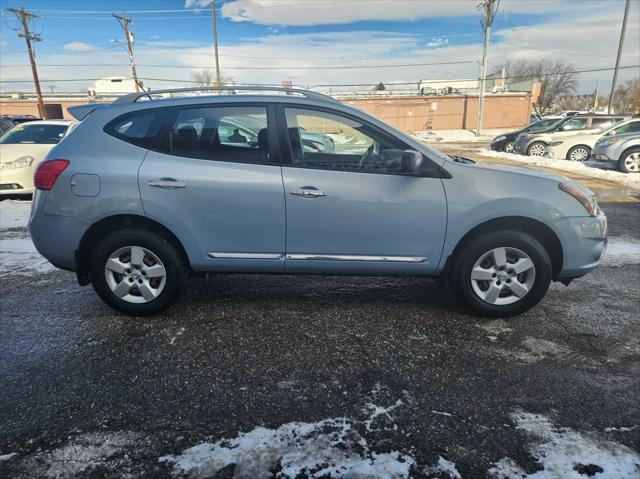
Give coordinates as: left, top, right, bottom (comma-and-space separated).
607, 0, 630, 114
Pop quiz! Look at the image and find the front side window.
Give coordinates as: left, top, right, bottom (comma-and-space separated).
611, 120, 640, 135
106, 109, 167, 147
0, 124, 68, 144
284, 108, 407, 174
525, 119, 559, 133
167, 106, 269, 163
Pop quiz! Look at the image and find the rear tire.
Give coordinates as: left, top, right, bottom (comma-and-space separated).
449, 231, 552, 317
618, 147, 640, 173
89, 228, 188, 316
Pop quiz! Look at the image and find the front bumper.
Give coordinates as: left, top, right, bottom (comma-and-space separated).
513, 137, 529, 154
0, 167, 34, 195
553, 213, 608, 280
545, 145, 568, 160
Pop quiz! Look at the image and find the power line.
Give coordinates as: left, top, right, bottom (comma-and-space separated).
112, 13, 142, 92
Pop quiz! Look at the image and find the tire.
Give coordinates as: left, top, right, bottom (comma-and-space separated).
527, 141, 546, 157
449, 230, 552, 317
566, 145, 590, 162
89, 228, 188, 316
618, 147, 640, 173
503, 141, 514, 153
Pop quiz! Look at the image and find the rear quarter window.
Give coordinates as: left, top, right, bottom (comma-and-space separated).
105, 109, 167, 148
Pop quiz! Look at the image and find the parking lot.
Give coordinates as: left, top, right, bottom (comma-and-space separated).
1, 145, 639, 477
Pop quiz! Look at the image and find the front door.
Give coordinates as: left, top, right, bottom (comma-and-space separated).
279, 106, 447, 274
137, 103, 286, 272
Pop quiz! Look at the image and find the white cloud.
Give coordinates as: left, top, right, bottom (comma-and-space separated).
63, 42, 97, 53
426, 38, 449, 48
184, 0, 212, 8
219, 0, 602, 27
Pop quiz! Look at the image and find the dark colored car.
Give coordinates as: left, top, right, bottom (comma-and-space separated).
491, 117, 563, 153
0, 118, 13, 135
0, 114, 41, 126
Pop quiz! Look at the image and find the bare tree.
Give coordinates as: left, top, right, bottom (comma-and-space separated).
192, 69, 234, 87
492, 60, 579, 114
604, 77, 640, 113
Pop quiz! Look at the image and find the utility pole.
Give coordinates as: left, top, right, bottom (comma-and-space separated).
475, 0, 499, 136
211, 0, 222, 86
113, 13, 141, 92
8, 7, 45, 118
607, 0, 630, 114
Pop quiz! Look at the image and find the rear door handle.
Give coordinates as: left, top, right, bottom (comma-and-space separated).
148, 178, 186, 189
290, 188, 327, 197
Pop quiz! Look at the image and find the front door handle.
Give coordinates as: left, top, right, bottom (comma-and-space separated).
148, 178, 187, 189
290, 188, 327, 198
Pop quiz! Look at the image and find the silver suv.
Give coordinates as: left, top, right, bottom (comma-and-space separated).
29, 87, 607, 317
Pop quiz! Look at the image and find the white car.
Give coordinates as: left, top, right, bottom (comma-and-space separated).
546, 119, 640, 162
0, 120, 76, 195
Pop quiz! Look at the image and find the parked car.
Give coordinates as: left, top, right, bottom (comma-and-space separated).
29, 87, 607, 318
491, 117, 563, 153
0, 120, 75, 195
514, 115, 628, 157
546, 118, 640, 162
592, 132, 640, 173
0, 114, 41, 126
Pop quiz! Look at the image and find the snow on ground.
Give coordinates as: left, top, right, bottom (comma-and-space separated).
0, 452, 18, 462
490, 410, 640, 479
0, 200, 55, 275
412, 129, 512, 143
475, 149, 640, 191
602, 237, 640, 267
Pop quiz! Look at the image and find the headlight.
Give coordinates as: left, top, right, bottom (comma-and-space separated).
494, 135, 507, 142
3, 155, 34, 169
559, 182, 596, 216
597, 138, 619, 147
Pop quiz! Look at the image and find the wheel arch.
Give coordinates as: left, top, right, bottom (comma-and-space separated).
618, 144, 640, 162
443, 216, 563, 280
76, 214, 191, 285
566, 144, 592, 160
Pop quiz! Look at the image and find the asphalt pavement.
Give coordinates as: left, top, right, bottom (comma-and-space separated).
0, 200, 639, 478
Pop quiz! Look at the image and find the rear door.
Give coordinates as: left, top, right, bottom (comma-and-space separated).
278, 105, 447, 275
135, 103, 286, 272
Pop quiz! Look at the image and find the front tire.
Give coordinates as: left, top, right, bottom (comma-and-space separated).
503, 141, 515, 153
567, 145, 590, 162
89, 228, 188, 316
449, 231, 552, 317
527, 142, 546, 157
618, 147, 640, 173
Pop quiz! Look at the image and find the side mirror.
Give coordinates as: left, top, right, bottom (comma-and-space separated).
401, 150, 424, 175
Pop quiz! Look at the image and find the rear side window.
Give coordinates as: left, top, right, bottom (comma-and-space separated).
105, 109, 167, 147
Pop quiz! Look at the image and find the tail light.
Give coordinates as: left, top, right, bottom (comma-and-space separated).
34, 159, 70, 191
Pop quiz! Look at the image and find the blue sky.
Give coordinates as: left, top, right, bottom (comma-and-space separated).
0, 0, 638, 93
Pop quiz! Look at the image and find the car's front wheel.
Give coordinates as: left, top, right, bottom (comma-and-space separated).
618, 147, 640, 173
567, 145, 590, 162
89, 228, 188, 316
450, 231, 552, 317
503, 141, 514, 153
527, 142, 547, 156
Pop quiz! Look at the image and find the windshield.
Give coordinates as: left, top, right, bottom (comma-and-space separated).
0, 124, 68, 144
524, 119, 562, 133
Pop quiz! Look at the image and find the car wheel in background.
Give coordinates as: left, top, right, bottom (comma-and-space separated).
527, 142, 546, 157
449, 230, 552, 317
503, 141, 514, 153
618, 148, 640, 173
567, 145, 590, 162
89, 228, 189, 316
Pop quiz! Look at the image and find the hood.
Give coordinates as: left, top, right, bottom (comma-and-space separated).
0, 144, 54, 166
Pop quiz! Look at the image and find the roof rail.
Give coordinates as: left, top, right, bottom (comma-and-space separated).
112, 86, 337, 105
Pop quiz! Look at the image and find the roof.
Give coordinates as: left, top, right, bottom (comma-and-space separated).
14, 119, 75, 126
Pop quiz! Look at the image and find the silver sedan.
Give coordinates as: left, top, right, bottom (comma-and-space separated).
591, 132, 640, 173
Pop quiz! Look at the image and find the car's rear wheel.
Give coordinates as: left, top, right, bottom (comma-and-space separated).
527, 142, 546, 156
567, 145, 590, 162
89, 228, 188, 316
503, 141, 514, 153
618, 147, 640, 173
450, 231, 552, 317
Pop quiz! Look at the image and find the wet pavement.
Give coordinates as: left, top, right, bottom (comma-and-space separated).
0, 201, 639, 478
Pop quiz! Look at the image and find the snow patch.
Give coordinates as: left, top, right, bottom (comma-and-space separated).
490, 410, 640, 479
0, 452, 17, 462
413, 129, 511, 143
425, 456, 463, 478
602, 237, 640, 266
0, 199, 32, 230
159, 417, 415, 479
475, 149, 640, 190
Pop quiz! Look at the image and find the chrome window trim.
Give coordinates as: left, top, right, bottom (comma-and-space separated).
285, 254, 426, 263
208, 253, 284, 260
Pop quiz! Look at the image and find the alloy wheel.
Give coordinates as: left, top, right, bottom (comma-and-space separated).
569, 147, 589, 161
528, 143, 546, 156
470, 247, 536, 305
624, 152, 640, 172
504, 142, 514, 153
104, 246, 167, 304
